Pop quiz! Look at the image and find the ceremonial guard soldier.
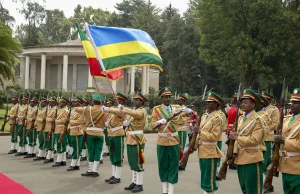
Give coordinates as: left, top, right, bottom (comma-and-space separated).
80, 97, 90, 162
104, 92, 127, 184
7, 97, 20, 154
176, 94, 190, 162
67, 97, 84, 171
24, 97, 39, 158
44, 97, 58, 163
151, 87, 192, 194
15, 96, 30, 156
33, 97, 48, 161
119, 92, 147, 193
229, 89, 265, 194
103, 98, 114, 157
276, 88, 300, 194
194, 92, 224, 194
52, 97, 69, 167
76, 94, 106, 177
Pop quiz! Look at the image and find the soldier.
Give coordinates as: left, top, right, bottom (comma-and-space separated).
24, 97, 39, 158
44, 97, 58, 163
33, 97, 48, 161
261, 91, 280, 193
104, 92, 127, 184
67, 97, 84, 171
103, 98, 114, 157
194, 92, 224, 193
80, 97, 90, 162
118, 92, 148, 193
151, 87, 192, 194
7, 97, 20, 154
76, 93, 106, 177
256, 94, 271, 173
276, 88, 300, 194
52, 97, 69, 167
15, 96, 30, 156
176, 94, 190, 165
229, 89, 265, 194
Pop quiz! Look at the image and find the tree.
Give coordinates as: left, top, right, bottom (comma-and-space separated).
0, 22, 22, 88
195, 0, 300, 89
0, 1, 15, 26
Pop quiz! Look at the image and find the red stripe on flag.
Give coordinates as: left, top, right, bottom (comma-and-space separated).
87, 58, 123, 80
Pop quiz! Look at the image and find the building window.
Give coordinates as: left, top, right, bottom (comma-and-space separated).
15, 63, 20, 77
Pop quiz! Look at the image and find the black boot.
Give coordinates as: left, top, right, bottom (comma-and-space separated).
74, 166, 80, 170
93, 172, 100, 177
216, 176, 222, 181
81, 171, 93, 176
263, 186, 274, 193
8, 149, 17, 154
15, 152, 23, 156
105, 176, 115, 182
52, 162, 62, 167
124, 182, 136, 190
100, 159, 103, 164
60, 161, 66, 166
44, 158, 54, 163
24, 154, 33, 158
67, 166, 76, 171
178, 166, 185, 171
132, 185, 143, 193
109, 177, 121, 184
22, 152, 28, 155
80, 157, 87, 161
32, 153, 36, 157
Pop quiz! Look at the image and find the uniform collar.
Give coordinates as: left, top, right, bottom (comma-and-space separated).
244, 110, 254, 118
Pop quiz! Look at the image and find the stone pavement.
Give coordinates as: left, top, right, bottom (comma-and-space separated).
0, 134, 283, 194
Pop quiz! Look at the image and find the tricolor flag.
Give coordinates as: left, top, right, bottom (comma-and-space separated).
77, 25, 123, 80
85, 24, 163, 73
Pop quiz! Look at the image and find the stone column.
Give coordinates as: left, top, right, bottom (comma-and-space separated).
62, 54, 68, 91
130, 67, 135, 94
88, 68, 93, 88
112, 81, 117, 91
24, 56, 30, 89
40, 54, 46, 89
141, 66, 147, 94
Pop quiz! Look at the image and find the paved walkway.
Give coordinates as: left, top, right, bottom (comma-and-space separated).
0, 134, 283, 194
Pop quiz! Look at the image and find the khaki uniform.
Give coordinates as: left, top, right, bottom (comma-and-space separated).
265, 105, 280, 141
35, 106, 47, 157
9, 104, 20, 125
26, 106, 38, 149
9, 104, 20, 144
17, 104, 30, 148
45, 106, 58, 133
54, 106, 69, 154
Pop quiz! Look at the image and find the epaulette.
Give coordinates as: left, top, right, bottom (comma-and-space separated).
284, 114, 292, 119
171, 104, 180, 108
254, 112, 259, 119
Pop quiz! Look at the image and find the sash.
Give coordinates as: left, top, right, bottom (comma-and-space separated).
87, 106, 105, 127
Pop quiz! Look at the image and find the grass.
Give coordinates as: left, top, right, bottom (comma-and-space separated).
0, 104, 13, 132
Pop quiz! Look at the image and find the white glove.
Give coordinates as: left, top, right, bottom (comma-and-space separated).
156, 119, 166, 125
182, 107, 193, 114
117, 104, 124, 110
123, 120, 129, 127
105, 121, 110, 127
103, 106, 108, 112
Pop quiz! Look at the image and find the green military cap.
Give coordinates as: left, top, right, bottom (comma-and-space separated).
176, 94, 187, 101
83, 97, 90, 103
262, 91, 275, 102
134, 91, 148, 103
59, 96, 69, 103
40, 97, 47, 103
116, 92, 128, 101
241, 89, 261, 106
256, 93, 270, 107
74, 96, 82, 102
159, 87, 172, 97
30, 97, 39, 103
48, 96, 57, 102
206, 92, 224, 106
291, 88, 300, 102
92, 93, 105, 102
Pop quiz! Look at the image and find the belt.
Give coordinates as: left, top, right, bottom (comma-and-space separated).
128, 131, 143, 135
87, 127, 104, 132
269, 131, 275, 135
111, 126, 123, 132
228, 124, 233, 127
238, 145, 260, 150
202, 141, 217, 145
158, 132, 178, 137
56, 125, 64, 127
280, 151, 300, 158
70, 125, 81, 129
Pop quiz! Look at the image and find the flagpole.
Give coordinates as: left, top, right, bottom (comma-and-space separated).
84, 23, 120, 106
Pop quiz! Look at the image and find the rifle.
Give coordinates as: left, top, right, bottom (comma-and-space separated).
18, 102, 29, 136
46, 106, 57, 142
152, 87, 213, 131
179, 85, 208, 169
26, 101, 39, 137
1, 96, 9, 132
217, 83, 242, 180
263, 80, 286, 189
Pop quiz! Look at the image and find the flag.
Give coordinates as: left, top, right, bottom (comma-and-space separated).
86, 24, 163, 73
77, 25, 123, 80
